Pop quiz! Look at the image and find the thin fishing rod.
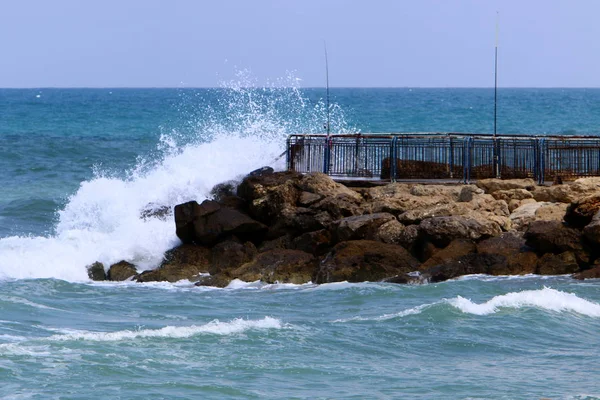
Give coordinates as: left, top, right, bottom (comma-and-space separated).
325, 42, 331, 137
494, 12, 499, 139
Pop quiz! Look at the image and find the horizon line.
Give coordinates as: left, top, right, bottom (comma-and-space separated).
2, 86, 600, 90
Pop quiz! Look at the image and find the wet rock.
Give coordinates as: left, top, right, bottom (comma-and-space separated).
87, 262, 106, 281
583, 211, 600, 243
136, 245, 211, 282
292, 229, 332, 256
423, 253, 509, 283
419, 239, 477, 271
573, 265, 600, 280
477, 232, 538, 275
231, 249, 316, 284
140, 204, 172, 221
210, 240, 257, 275
174, 200, 267, 246
397, 224, 420, 251
331, 213, 396, 242
209, 180, 238, 202
314, 240, 419, 283
247, 166, 274, 178
524, 221, 584, 255
536, 252, 579, 275
107, 261, 137, 281
194, 274, 231, 288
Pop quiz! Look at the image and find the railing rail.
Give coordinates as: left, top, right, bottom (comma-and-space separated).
287, 133, 600, 183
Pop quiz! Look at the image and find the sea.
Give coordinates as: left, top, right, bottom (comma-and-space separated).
1, 81, 600, 399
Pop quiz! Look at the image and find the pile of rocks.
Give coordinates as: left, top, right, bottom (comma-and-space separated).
89, 168, 600, 285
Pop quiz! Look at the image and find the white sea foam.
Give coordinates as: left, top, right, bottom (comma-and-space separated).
0, 76, 348, 282
46, 317, 282, 342
448, 287, 600, 317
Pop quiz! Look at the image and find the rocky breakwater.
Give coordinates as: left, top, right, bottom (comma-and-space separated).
90, 170, 600, 285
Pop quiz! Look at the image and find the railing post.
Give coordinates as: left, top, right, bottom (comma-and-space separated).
538, 138, 546, 184
449, 136, 454, 179
323, 137, 330, 174
390, 136, 398, 182
493, 137, 500, 178
462, 137, 472, 184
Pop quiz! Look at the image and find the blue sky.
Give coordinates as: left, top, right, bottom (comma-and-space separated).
2, 0, 599, 87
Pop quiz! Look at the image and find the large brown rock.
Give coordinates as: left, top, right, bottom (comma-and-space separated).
210, 240, 257, 275
373, 219, 406, 244
297, 173, 363, 201
573, 265, 600, 280
418, 216, 502, 247
314, 240, 419, 283
419, 239, 476, 271
87, 262, 106, 281
583, 211, 600, 243
237, 170, 301, 201
423, 253, 509, 282
524, 221, 584, 255
477, 233, 538, 274
491, 188, 534, 202
107, 261, 137, 281
536, 252, 579, 275
331, 213, 396, 242
509, 202, 567, 231
292, 229, 332, 255
136, 245, 211, 282
231, 249, 316, 284
564, 194, 600, 229
174, 200, 267, 245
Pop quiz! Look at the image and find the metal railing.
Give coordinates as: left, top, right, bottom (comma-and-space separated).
287, 133, 600, 183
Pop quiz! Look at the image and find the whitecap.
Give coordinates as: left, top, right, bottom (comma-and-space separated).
46, 317, 283, 342
447, 287, 600, 317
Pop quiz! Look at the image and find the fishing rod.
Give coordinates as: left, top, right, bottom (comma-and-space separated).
493, 12, 500, 178
324, 42, 331, 137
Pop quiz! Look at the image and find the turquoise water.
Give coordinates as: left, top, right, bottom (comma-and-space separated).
1, 85, 600, 398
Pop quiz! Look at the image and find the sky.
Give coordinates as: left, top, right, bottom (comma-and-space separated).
2, 0, 600, 88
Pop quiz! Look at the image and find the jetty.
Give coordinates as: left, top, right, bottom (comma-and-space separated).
287, 133, 600, 184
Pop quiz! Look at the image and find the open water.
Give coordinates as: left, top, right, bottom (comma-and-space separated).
1, 82, 600, 399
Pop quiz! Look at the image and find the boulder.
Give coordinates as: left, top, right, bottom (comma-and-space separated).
532, 178, 600, 203
458, 185, 485, 202
136, 245, 210, 282
423, 253, 509, 282
194, 274, 232, 288
231, 249, 316, 284
509, 202, 567, 231
210, 240, 257, 275
373, 219, 406, 244
573, 265, 600, 280
418, 216, 502, 247
536, 252, 579, 275
583, 211, 600, 243
476, 233, 538, 274
524, 221, 584, 255
397, 224, 420, 251
209, 180, 238, 202
508, 198, 537, 213
107, 261, 137, 281
564, 194, 600, 229
309, 194, 363, 219
314, 240, 419, 283
87, 262, 106, 281
298, 191, 323, 207
397, 203, 468, 225
292, 229, 332, 255
419, 239, 477, 271
331, 213, 396, 242
174, 200, 267, 246
476, 178, 536, 194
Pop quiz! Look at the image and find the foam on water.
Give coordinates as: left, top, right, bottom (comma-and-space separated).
448, 287, 600, 317
0, 76, 347, 282
46, 317, 282, 342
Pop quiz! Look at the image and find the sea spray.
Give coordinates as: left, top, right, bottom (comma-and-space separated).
0, 75, 351, 281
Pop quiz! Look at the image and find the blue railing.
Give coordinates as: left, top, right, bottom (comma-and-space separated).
287, 133, 600, 183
